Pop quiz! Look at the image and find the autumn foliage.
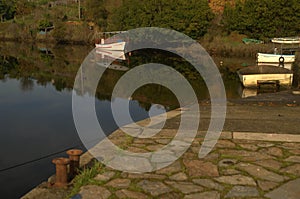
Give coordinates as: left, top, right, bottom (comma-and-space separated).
208, 0, 236, 13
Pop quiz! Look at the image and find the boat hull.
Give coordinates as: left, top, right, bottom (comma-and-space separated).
238, 73, 293, 88
271, 37, 300, 44
237, 65, 293, 88
242, 38, 263, 44
95, 41, 126, 51
257, 53, 295, 63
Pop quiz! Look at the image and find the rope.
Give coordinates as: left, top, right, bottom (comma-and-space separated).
0, 143, 83, 173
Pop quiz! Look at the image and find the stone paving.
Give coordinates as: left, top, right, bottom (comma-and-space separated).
73, 130, 300, 199
22, 105, 300, 199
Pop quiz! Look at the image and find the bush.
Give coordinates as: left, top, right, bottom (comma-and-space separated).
222, 0, 300, 39
109, 0, 214, 39
38, 19, 53, 31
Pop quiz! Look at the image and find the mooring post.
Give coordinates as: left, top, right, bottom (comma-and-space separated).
66, 149, 83, 179
52, 157, 70, 187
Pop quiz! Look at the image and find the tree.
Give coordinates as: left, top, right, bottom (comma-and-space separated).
85, 0, 108, 29
222, 0, 300, 39
38, 19, 53, 30
109, 0, 213, 39
0, 0, 16, 21
15, 0, 35, 19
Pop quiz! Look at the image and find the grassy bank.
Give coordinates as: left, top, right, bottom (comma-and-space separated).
201, 33, 274, 58
0, 1, 97, 44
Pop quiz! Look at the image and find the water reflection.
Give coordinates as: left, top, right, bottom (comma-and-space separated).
239, 87, 258, 98
94, 49, 129, 71
1, 43, 209, 198
20, 77, 34, 91
0, 41, 287, 198
238, 85, 282, 98
1, 42, 291, 107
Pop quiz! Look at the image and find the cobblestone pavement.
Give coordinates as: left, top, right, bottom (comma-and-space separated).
23, 105, 300, 199
75, 132, 300, 199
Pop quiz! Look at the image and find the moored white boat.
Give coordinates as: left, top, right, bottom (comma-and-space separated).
237, 65, 293, 88
95, 41, 126, 51
257, 36, 298, 66
271, 37, 300, 44
257, 53, 295, 63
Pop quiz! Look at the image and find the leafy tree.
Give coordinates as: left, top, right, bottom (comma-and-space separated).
15, 0, 35, 17
0, 0, 16, 21
52, 22, 66, 42
109, 0, 213, 39
38, 19, 53, 30
84, 0, 108, 29
222, 0, 300, 39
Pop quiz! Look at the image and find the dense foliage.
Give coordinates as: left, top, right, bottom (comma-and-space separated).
98, 0, 213, 38
222, 0, 300, 39
38, 19, 53, 30
85, 0, 108, 28
0, 0, 16, 21
107, 0, 214, 39
1, 0, 300, 42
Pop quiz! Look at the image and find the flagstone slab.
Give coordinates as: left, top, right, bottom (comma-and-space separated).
165, 181, 203, 194
137, 180, 172, 196
237, 163, 285, 182
254, 159, 283, 170
78, 185, 111, 199
184, 191, 220, 199
257, 180, 279, 191
214, 174, 256, 186
265, 178, 300, 199
115, 189, 148, 199
192, 179, 224, 191
284, 156, 300, 163
94, 171, 115, 182
156, 161, 182, 175
183, 160, 219, 177
259, 147, 283, 157
105, 179, 131, 189
280, 164, 300, 176
233, 132, 300, 142
169, 172, 188, 181
225, 186, 259, 198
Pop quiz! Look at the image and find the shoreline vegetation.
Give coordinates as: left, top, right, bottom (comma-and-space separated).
0, 0, 299, 47
0, 0, 299, 84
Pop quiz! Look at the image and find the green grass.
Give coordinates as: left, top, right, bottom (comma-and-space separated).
65, 160, 103, 199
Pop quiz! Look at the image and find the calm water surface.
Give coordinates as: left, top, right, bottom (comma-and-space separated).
0, 42, 257, 198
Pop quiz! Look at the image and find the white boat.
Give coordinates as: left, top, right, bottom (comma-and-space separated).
95, 41, 126, 51
271, 37, 300, 44
257, 36, 298, 66
237, 65, 293, 88
257, 53, 295, 63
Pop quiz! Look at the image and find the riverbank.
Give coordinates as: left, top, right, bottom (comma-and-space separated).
0, 25, 275, 57
22, 95, 300, 199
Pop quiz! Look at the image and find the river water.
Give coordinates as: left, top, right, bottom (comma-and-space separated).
0, 42, 280, 198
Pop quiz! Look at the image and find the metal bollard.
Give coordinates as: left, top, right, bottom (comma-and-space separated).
66, 149, 83, 179
52, 157, 70, 187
